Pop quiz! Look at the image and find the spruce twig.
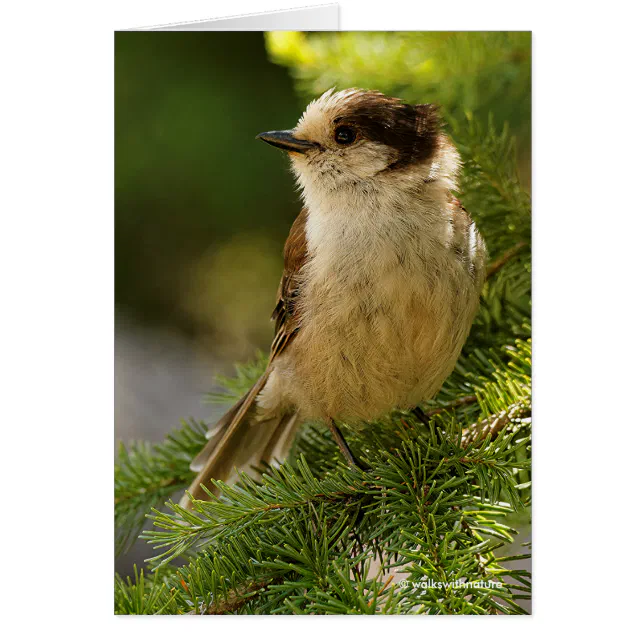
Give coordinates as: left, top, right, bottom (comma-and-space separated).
486, 241, 528, 279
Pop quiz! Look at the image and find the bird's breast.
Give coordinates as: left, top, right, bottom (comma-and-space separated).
280, 221, 480, 421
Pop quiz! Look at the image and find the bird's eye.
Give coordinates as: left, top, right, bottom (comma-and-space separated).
334, 126, 357, 145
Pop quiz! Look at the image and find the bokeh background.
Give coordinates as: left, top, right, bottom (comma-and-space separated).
115, 31, 531, 574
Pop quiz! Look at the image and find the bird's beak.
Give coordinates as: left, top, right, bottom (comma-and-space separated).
256, 130, 317, 153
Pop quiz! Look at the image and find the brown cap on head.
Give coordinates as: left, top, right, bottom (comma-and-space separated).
327, 90, 441, 170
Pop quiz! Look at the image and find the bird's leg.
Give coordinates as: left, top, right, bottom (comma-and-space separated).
328, 419, 367, 470
412, 406, 432, 426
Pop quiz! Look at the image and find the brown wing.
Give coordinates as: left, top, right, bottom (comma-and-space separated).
449, 196, 485, 280
269, 207, 309, 361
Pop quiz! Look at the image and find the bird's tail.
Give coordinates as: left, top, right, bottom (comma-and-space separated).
181, 371, 300, 508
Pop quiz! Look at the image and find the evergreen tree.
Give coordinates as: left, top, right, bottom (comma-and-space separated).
115, 32, 532, 615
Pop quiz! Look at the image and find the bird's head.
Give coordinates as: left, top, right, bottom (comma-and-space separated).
257, 89, 445, 196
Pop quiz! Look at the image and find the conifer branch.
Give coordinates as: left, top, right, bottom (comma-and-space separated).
201, 578, 280, 615
114, 419, 208, 556
461, 399, 531, 448
486, 241, 529, 279
417, 394, 478, 420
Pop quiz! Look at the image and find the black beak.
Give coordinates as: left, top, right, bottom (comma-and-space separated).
256, 130, 317, 153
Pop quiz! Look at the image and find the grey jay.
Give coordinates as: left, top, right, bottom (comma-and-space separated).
183, 88, 487, 507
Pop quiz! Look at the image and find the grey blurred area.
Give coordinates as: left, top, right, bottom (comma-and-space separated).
115, 314, 217, 445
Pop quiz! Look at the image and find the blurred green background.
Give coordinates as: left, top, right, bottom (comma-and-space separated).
116, 32, 306, 361
115, 31, 530, 572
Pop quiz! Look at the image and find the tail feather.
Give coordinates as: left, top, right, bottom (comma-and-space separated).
181, 372, 299, 508
190, 391, 250, 473
259, 412, 300, 465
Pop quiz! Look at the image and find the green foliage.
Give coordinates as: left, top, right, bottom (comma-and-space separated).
453, 114, 531, 349
115, 419, 208, 556
115, 31, 531, 615
118, 406, 530, 614
115, 338, 531, 614
115, 565, 187, 615
454, 115, 531, 256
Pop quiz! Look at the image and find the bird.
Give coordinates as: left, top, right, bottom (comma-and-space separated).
182, 88, 487, 508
